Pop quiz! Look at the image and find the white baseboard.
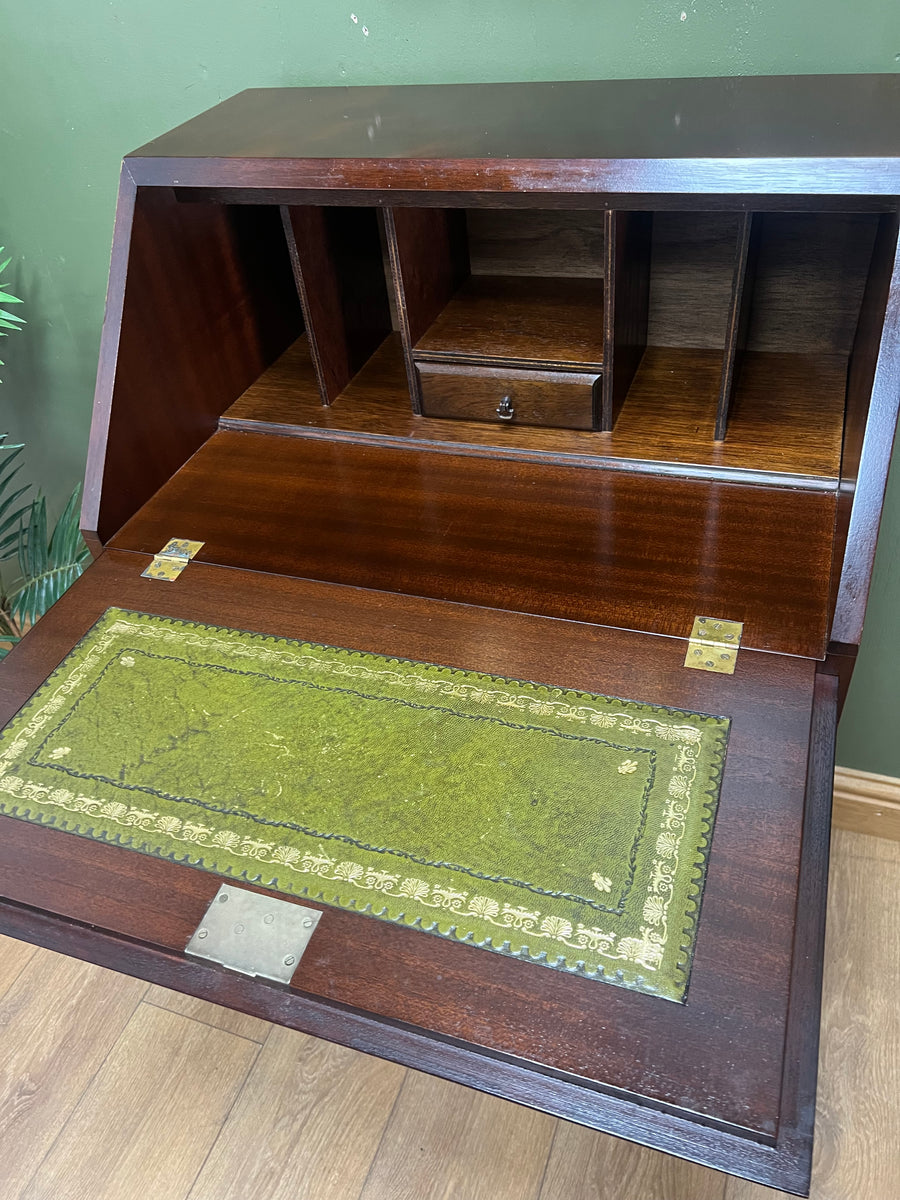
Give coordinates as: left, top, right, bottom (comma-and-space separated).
832, 765, 900, 841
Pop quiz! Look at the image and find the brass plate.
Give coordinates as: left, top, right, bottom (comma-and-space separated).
185, 883, 321, 982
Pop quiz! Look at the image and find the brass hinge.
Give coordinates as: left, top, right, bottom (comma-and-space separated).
684, 616, 743, 675
141, 538, 205, 581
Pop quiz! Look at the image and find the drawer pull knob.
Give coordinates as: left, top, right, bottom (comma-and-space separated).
496, 396, 515, 421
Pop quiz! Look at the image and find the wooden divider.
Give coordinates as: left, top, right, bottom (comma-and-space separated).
383, 207, 469, 413
601, 211, 652, 431
715, 213, 761, 441
281, 206, 393, 405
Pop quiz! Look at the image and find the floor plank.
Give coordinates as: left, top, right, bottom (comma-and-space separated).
725, 830, 900, 1200
358, 1071, 557, 1200
0, 932, 38, 1000
144, 983, 271, 1043
22, 1003, 258, 1200
0, 954, 146, 1198
188, 1026, 405, 1200
540, 1122, 727, 1200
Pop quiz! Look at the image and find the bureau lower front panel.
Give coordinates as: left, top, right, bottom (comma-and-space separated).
0, 549, 834, 1195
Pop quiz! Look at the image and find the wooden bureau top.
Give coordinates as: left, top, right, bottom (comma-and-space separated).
127, 75, 900, 195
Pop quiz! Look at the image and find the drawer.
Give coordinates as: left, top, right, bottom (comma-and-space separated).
416, 361, 598, 430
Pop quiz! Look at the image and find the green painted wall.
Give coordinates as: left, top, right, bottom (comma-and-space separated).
2, 2, 899, 772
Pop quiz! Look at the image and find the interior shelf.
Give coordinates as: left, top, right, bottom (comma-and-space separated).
220, 334, 846, 485
413, 275, 605, 369
612, 347, 847, 479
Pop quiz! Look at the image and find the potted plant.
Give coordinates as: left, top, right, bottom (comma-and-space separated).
0, 248, 89, 657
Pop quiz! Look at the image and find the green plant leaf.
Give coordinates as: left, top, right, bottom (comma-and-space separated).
0, 435, 30, 557
11, 485, 89, 626
0, 251, 24, 381
14, 494, 49, 620
0, 485, 30, 558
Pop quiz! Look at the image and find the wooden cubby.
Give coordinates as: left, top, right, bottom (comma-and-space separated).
386, 207, 606, 428
218, 201, 890, 490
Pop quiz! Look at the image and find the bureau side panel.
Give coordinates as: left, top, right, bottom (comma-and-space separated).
82, 183, 302, 545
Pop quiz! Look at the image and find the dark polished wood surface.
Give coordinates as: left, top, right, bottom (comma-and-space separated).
775, 668, 837, 1195
127, 77, 900, 199
282, 205, 392, 404
832, 216, 900, 644
418, 361, 597, 431
602, 210, 651, 429
466, 207, 606, 278
83, 187, 302, 544
220, 335, 847, 486
109, 429, 835, 658
414, 275, 605, 370
385, 206, 469, 413
0, 550, 820, 1150
716, 212, 759, 440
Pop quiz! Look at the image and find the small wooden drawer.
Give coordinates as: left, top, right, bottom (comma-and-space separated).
416, 361, 599, 430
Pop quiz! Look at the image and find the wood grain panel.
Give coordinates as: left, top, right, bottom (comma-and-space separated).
831, 212, 900, 642
282, 206, 392, 404
747, 213, 878, 355
189, 1027, 404, 1200
414, 275, 605, 368
602, 210, 651, 428
385, 207, 469, 411
387, 208, 469, 345
647, 212, 739, 350
125, 77, 900, 197
111, 429, 835, 657
0, 955, 146, 1197
716, 213, 761, 441
85, 191, 302, 545
467, 208, 606, 278
359, 1071, 555, 1200
22, 1004, 257, 1200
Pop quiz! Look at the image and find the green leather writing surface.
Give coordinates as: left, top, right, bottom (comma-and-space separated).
0, 609, 729, 1001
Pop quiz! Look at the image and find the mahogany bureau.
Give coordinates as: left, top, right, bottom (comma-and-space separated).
3, 75, 900, 1194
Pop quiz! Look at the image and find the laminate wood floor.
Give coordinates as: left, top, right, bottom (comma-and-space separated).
0, 829, 896, 1200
